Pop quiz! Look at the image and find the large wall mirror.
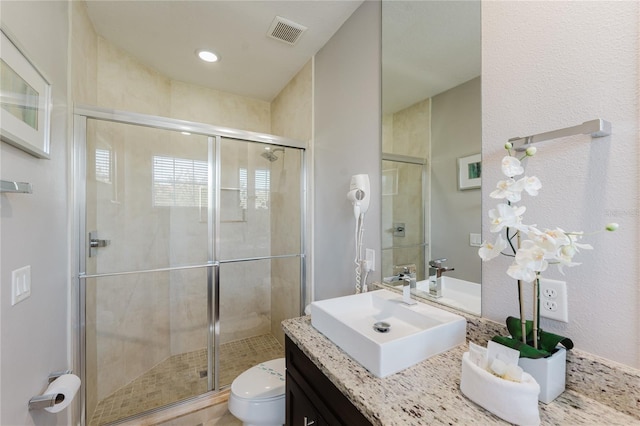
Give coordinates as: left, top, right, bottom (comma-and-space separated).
381, 0, 482, 315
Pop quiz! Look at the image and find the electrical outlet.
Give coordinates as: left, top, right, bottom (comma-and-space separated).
539, 278, 568, 323
365, 248, 375, 272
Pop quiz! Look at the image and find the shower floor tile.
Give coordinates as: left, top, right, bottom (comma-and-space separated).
89, 334, 283, 426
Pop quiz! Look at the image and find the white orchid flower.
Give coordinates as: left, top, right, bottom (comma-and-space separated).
552, 233, 592, 273
554, 248, 582, 274
490, 178, 525, 202
507, 262, 537, 283
501, 156, 524, 177
567, 233, 593, 251
522, 176, 542, 196
491, 175, 540, 203
516, 240, 549, 272
478, 234, 508, 261
507, 240, 548, 282
528, 227, 571, 256
489, 203, 528, 233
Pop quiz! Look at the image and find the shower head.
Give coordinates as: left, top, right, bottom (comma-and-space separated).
261, 147, 284, 162
261, 151, 278, 162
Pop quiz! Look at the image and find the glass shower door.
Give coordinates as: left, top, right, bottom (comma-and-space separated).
77, 110, 306, 425
81, 118, 213, 425
216, 138, 303, 388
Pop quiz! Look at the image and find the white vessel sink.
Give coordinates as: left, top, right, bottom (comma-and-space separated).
310, 289, 466, 378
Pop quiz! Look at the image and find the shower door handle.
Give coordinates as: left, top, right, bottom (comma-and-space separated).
89, 231, 110, 257
90, 238, 110, 248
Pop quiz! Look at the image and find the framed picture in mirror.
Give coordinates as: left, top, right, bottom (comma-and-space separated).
0, 27, 51, 159
458, 153, 481, 190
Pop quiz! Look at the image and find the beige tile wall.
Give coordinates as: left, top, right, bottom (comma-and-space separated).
269, 60, 311, 346
170, 81, 270, 133
271, 60, 312, 142
390, 99, 430, 158
71, 1, 97, 106
96, 37, 171, 117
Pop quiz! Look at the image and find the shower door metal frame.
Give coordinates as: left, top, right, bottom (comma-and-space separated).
73, 105, 307, 425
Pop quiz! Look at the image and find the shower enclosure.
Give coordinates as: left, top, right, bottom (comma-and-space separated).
381, 154, 427, 281
74, 106, 306, 425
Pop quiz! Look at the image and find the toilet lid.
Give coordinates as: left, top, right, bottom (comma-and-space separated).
231, 358, 286, 399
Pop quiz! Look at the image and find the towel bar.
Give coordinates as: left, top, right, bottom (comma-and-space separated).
510, 119, 611, 151
0, 180, 32, 193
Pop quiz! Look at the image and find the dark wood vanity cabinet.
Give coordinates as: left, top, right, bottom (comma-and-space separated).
285, 336, 372, 426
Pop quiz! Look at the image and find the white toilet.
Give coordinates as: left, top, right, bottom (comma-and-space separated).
228, 358, 286, 426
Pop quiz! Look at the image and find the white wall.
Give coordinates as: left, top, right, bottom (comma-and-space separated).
431, 77, 482, 284
313, 0, 382, 300
482, 1, 639, 368
0, 1, 71, 425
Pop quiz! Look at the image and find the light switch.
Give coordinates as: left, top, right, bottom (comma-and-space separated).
469, 233, 482, 247
11, 265, 31, 306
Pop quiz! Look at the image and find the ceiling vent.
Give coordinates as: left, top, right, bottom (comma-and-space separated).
267, 16, 307, 46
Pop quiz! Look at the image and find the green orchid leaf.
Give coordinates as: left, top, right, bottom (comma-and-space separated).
499, 317, 574, 358
491, 336, 551, 359
539, 330, 574, 352
506, 316, 532, 341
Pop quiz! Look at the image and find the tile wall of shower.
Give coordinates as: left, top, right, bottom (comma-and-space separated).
72, 1, 311, 418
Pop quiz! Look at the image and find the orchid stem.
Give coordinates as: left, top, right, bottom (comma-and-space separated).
533, 277, 539, 349
516, 232, 526, 345
506, 227, 518, 255
518, 279, 526, 344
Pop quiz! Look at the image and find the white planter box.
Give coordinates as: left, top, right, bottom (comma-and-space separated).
460, 352, 540, 426
519, 347, 566, 404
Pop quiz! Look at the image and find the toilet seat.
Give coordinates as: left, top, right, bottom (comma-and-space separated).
231, 358, 286, 400
228, 358, 286, 426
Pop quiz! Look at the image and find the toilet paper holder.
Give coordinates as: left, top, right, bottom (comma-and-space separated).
28, 370, 73, 410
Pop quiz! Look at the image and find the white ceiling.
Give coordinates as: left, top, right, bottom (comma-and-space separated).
85, 1, 480, 113
382, 0, 481, 114
86, 0, 364, 102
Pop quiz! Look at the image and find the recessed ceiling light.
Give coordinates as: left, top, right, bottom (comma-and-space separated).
196, 49, 219, 63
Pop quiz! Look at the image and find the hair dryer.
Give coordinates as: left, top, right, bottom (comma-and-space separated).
347, 174, 370, 219
347, 174, 371, 293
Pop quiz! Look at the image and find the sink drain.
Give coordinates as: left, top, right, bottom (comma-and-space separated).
373, 321, 391, 333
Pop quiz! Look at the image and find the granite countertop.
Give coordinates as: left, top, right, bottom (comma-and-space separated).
282, 315, 639, 425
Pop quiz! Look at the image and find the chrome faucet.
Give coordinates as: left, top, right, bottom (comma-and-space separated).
398, 265, 417, 305
428, 258, 454, 298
